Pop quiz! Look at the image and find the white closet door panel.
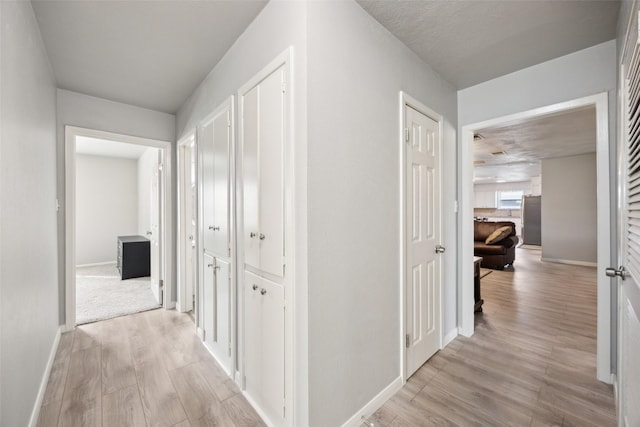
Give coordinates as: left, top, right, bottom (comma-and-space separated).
244, 271, 263, 406
259, 276, 285, 425
201, 119, 215, 252
210, 257, 232, 373
243, 87, 260, 269
212, 110, 231, 257
258, 67, 285, 277
203, 253, 215, 347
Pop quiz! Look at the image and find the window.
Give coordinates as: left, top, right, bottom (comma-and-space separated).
497, 190, 523, 209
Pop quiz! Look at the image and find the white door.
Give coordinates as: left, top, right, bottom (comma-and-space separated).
242, 66, 286, 277
150, 150, 162, 305
179, 141, 196, 312
210, 257, 232, 374
616, 22, 640, 426
203, 253, 215, 345
244, 271, 285, 426
405, 104, 442, 377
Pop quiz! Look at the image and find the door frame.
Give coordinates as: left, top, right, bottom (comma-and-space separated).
177, 131, 197, 314
399, 91, 444, 381
64, 126, 173, 330
459, 92, 612, 382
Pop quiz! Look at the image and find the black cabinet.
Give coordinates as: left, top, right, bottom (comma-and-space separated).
117, 235, 150, 280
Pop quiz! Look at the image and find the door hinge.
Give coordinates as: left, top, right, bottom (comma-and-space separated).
404, 128, 410, 143
405, 333, 410, 348
192, 293, 195, 307
159, 279, 164, 289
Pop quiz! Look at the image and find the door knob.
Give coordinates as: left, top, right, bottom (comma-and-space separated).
252, 284, 258, 291
260, 288, 267, 295
606, 266, 628, 280
250, 232, 257, 238
209, 225, 220, 231
435, 245, 446, 254
259, 233, 266, 240
207, 263, 213, 268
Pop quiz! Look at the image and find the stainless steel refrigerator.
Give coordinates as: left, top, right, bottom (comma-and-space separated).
522, 195, 541, 245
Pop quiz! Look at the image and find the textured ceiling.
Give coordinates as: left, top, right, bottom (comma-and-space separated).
473, 106, 596, 183
31, 0, 268, 114
357, 0, 619, 88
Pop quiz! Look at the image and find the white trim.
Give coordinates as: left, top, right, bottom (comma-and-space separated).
340, 377, 403, 427
540, 258, 598, 268
64, 126, 173, 330
399, 92, 445, 382
237, 47, 295, 426
75, 261, 116, 268
177, 131, 196, 315
460, 92, 612, 382
196, 326, 205, 341
443, 328, 459, 347
28, 327, 62, 427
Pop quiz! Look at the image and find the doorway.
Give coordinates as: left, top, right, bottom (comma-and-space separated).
177, 132, 197, 316
401, 92, 444, 380
460, 93, 611, 382
65, 126, 173, 329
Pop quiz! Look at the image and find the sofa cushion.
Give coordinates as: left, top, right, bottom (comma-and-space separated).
474, 242, 507, 255
485, 226, 512, 244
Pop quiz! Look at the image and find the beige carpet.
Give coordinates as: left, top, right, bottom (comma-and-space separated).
76, 263, 160, 325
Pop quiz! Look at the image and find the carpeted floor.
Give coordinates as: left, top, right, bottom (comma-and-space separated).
76, 263, 160, 325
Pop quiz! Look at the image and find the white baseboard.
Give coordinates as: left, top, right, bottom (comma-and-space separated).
443, 328, 458, 347
202, 342, 233, 378
166, 301, 176, 309
540, 257, 597, 268
28, 326, 62, 427
75, 261, 116, 268
341, 376, 403, 427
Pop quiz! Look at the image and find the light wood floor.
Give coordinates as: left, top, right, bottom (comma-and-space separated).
37, 308, 265, 427
370, 246, 616, 426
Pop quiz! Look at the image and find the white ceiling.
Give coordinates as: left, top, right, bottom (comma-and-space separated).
473, 106, 596, 184
31, 0, 268, 114
76, 136, 152, 159
356, 0, 619, 89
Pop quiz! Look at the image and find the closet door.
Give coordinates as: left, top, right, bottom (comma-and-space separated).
211, 257, 231, 372
242, 66, 285, 276
203, 253, 215, 346
244, 271, 284, 425
243, 86, 260, 270
258, 67, 285, 277
201, 108, 231, 255
201, 119, 215, 252
212, 110, 231, 257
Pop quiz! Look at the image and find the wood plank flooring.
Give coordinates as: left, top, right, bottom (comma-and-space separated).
37, 309, 265, 427
370, 246, 616, 426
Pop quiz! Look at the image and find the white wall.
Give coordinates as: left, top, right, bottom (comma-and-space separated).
176, 1, 309, 424
307, 2, 457, 425
137, 148, 159, 237
0, 2, 59, 425
76, 154, 138, 265
56, 90, 175, 321
474, 181, 532, 194
541, 153, 597, 264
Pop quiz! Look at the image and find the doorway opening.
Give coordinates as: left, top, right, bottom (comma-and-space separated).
65, 126, 173, 329
460, 93, 611, 382
177, 132, 197, 319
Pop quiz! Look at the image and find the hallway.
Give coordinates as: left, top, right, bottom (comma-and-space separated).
371, 246, 616, 426
36, 309, 264, 426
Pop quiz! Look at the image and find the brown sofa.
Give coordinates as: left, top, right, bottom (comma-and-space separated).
474, 221, 519, 269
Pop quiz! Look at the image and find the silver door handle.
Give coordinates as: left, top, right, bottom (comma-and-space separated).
209, 225, 220, 231
207, 263, 214, 268
252, 284, 258, 291
606, 266, 628, 280
435, 245, 446, 254
250, 232, 257, 238
260, 288, 267, 295
146, 231, 152, 236
259, 233, 265, 240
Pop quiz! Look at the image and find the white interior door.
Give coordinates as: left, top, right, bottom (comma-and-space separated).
617, 23, 640, 426
405, 104, 442, 378
150, 150, 162, 305
179, 141, 196, 313
203, 253, 215, 344
243, 85, 260, 270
